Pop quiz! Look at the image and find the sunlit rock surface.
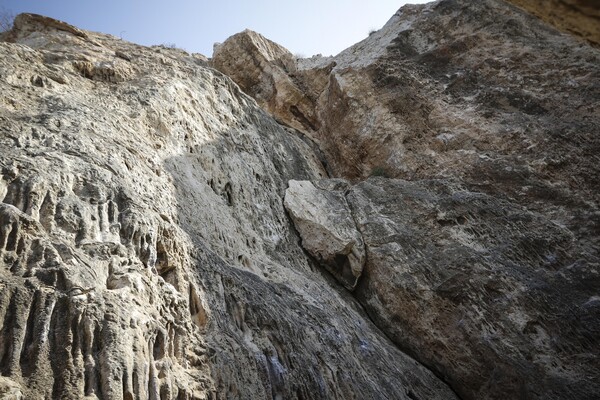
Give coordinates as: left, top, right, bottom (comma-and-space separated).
2, 0, 600, 399
213, 0, 600, 399
284, 179, 365, 290
0, 12, 457, 400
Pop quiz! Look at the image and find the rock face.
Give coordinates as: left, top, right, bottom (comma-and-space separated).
215, 0, 600, 399
284, 177, 599, 400
1, 1, 599, 399
506, 0, 600, 46
212, 0, 600, 247
0, 12, 458, 400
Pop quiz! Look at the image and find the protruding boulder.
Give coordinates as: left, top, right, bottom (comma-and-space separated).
284, 180, 365, 290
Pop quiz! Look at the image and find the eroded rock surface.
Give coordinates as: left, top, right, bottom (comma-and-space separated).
214, 0, 600, 399
506, 0, 600, 46
348, 178, 599, 400
2, 1, 600, 399
212, 0, 600, 250
286, 177, 599, 399
0, 12, 458, 400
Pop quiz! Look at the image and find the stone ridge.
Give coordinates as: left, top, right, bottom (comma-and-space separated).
1, 1, 599, 399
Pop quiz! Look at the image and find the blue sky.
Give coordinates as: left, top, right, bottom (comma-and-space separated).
1, 0, 430, 57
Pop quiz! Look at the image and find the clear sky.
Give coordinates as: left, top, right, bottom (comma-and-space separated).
1, 0, 431, 57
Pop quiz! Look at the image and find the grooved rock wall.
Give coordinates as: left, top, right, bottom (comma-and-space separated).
0, 13, 457, 400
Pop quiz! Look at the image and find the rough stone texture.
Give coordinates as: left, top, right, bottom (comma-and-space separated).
506, 0, 600, 46
0, 377, 22, 400
285, 176, 600, 399
3, 1, 600, 399
213, 1, 600, 399
212, 30, 329, 135
0, 13, 458, 400
347, 178, 599, 400
284, 180, 365, 290
212, 0, 600, 250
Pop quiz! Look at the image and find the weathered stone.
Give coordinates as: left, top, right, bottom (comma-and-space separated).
213, 0, 600, 251
284, 180, 364, 290
212, 30, 323, 134
0, 11, 457, 400
3, 0, 600, 399
0, 377, 22, 400
285, 177, 600, 400
506, 0, 600, 46
216, 11, 600, 397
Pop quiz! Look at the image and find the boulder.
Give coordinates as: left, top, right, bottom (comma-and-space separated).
284, 180, 365, 290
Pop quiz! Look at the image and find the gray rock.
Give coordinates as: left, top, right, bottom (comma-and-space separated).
284, 180, 365, 290
0, 12, 457, 400
287, 177, 600, 400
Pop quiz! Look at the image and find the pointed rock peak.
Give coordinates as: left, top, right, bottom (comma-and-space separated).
213, 28, 293, 63
6, 13, 88, 41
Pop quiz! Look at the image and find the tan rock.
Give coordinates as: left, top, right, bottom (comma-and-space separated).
284, 176, 600, 399
213, 0, 600, 252
0, 12, 457, 400
506, 0, 600, 46
212, 30, 321, 133
214, 1, 600, 398
0, 377, 22, 400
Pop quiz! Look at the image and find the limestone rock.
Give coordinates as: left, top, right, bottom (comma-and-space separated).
213, 0, 600, 251
212, 30, 325, 134
506, 0, 600, 46
216, 10, 600, 397
286, 177, 599, 399
284, 180, 365, 290
0, 377, 22, 400
0, 12, 457, 400
3, 1, 600, 399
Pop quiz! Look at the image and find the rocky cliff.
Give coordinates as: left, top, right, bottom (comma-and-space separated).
0, 1, 598, 399
214, 1, 600, 399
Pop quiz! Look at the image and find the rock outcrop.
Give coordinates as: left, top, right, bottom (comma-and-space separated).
506, 0, 600, 46
285, 177, 599, 399
2, 0, 599, 399
214, 0, 600, 399
212, 0, 600, 247
0, 11, 459, 400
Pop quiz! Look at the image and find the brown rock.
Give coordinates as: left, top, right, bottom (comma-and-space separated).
506, 0, 600, 46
